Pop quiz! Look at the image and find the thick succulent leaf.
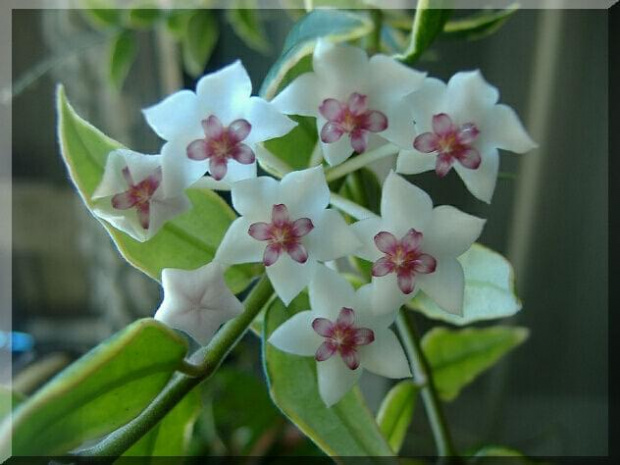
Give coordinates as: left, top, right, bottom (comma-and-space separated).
422, 326, 528, 401
183, 10, 219, 78
109, 30, 138, 90
442, 5, 519, 41
376, 381, 418, 453
262, 115, 317, 171
56, 85, 256, 292
259, 9, 373, 100
263, 293, 395, 457
411, 243, 521, 325
127, 8, 162, 29
396, 0, 452, 64
226, 1, 271, 54
0, 319, 189, 456
123, 387, 202, 457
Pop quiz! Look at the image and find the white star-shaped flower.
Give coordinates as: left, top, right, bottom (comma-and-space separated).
214, 166, 361, 305
92, 148, 191, 242
352, 172, 486, 316
271, 39, 426, 166
154, 262, 244, 345
396, 71, 537, 203
269, 265, 411, 407
143, 60, 297, 192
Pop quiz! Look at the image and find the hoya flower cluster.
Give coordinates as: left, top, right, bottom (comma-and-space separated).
92, 39, 534, 407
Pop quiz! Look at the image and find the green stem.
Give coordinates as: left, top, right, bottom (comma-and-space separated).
324, 144, 399, 183
78, 276, 274, 458
396, 310, 458, 458
370, 9, 383, 54
330, 192, 377, 220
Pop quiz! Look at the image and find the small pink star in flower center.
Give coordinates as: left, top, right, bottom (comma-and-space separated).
413, 113, 481, 177
372, 229, 437, 294
111, 166, 162, 230
319, 92, 388, 154
248, 204, 314, 266
312, 307, 375, 370
186, 114, 255, 181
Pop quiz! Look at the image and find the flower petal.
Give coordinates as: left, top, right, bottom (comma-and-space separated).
341, 349, 361, 370
350, 129, 369, 153
279, 166, 330, 219
372, 257, 395, 277
457, 147, 482, 169
421, 206, 485, 258
401, 229, 423, 252
228, 119, 252, 143
202, 114, 224, 139
195, 60, 252, 124
208, 158, 228, 181
353, 328, 375, 346
248, 222, 271, 240
270, 72, 322, 117
359, 329, 411, 378
446, 70, 499, 120
435, 155, 454, 178
319, 121, 355, 166
432, 113, 454, 136
321, 122, 346, 143
413, 132, 439, 153
111, 191, 136, 210
396, 272, 415, 294
215, 217, 265, 264
348, 92, 367, 115
319, 98, 344, 121
231, 144, 255, 164
316, 341, 338, 361
143, 90, 200, 141
381, 172, 433, 235
453, 147, 499, 203
287, 243, 309, 264
266, 254, 318, 306
396, 149, 437, 175
368, 54, 426, 103
337, 307, 355, 327
186, 139, 209, 161
263, 243, 282, 266
292, 217, 314, 237
457, 123, 480, 145
309, 265, 357, 320
351, 216, 385, 262
223, 159, 257, 185
312, 317, 335, 337
231, 176, 280, 220
316, 354, 362, 407
371, 273, 412, 316
271, 203, 290, 225
414, 254, 437, 274
364, 111, 388, 133
409, 78, 448, 132
304, 209, 361, 262
269, 310, 323, 356
416, 257, 465, 316
137, 204, 151, 230
374, 231, 398, 254
313, 39, 369, 96
484, 104, 537, 153
243, 97, 297, 146
161, 140, 208, 196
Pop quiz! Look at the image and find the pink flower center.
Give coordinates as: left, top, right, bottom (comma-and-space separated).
371, 229, 437, 294
319, 92, 388, 154
248, 204, 314, 267
186, 114, 255, 181
111, 166, 162, 230
312, 307, 375, 370
413, 113, 481, 178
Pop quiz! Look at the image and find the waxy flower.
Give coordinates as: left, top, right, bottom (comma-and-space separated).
154, 262, 243, 345
215, 167, 360, 305
92, 149, 191, 242
269, 266, 411, 407
143, 61, 296, 191
272, 39, 425, 166
352, 172, 485, 316
396, 71, 537, 203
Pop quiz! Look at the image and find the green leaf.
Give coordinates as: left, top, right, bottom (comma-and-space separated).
411, 243, 522, 325
263, 115, 318, 171
442, 5, 519, 41
124, 387, 202, 457
263, 293, 394, 457
0, 386, 25, 421
471, 444, 527, 459
82, 1, 122, 29
109, 31, 138, 90
165, 10, 194, 40
259, 9, 373, 100
0, 319, 189, 456
183, 10, 219, 78
56, 85, 256, 292
376, 381, 418, 453
423, 326, 529, 402
396, 0, 452, 64
128, 8, 162, 29
226, 1, 271, 54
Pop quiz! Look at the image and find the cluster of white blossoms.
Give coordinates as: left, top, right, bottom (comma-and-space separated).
93, 40, 535, 406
